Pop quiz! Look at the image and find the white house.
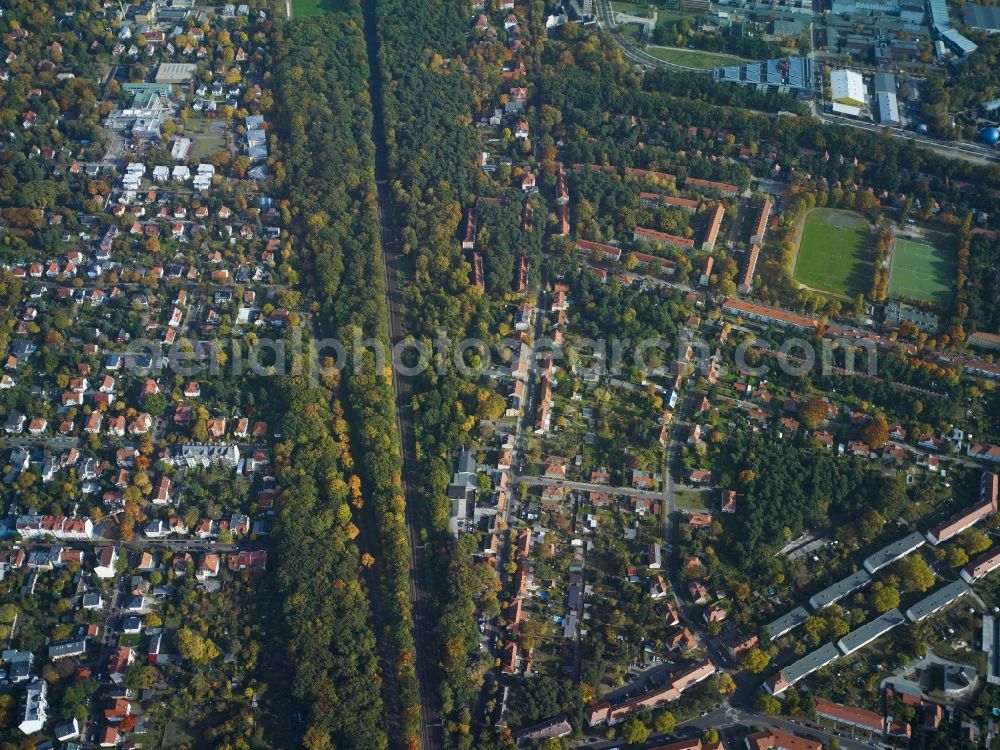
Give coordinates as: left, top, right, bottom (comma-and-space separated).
18, 680, 47, 735
94, 546, 118, 579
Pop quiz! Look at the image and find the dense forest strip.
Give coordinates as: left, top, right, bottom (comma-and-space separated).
372, 1, 512, 748
269, 5, 419, 749
268, 10, 389, 750
358, 0, 441, 747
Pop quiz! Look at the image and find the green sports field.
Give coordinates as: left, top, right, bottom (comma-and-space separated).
888, 236, 955, 307
793, 209, 872, 298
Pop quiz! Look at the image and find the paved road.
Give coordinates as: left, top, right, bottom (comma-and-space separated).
513, 474, 666, 500
1, 437, 79, 449
3, 538, 240, 552
814, 107, 1000, 165
596, 0, 711, 74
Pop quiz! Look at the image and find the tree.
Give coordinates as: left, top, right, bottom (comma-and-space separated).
871, 583, 901, 613
621, 718, 648, 745
757, 693, 782, 715
860, 413, 889, 450
858, 509, 886, 541
799, 397, 828, 429
713, 673, 736, 695
740, 648, 770, 673
853, 293, 866, 318
896, 555, 935, 592
962, 528, 991, 556
654, 710, 676, 733
176, 627, 220, 664
803, 615, 827, 646
946, 546, 969, 568
302, 726, 332, 750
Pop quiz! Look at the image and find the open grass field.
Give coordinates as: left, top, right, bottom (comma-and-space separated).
793, 209, 872, 298
674, 489, 710, 512
191, 134, 225, 160
645, 46, 749, 69
291, 0, 347, 16
888, 236, 955, 307
612, 0, 656, 16
612, 1, 700, 25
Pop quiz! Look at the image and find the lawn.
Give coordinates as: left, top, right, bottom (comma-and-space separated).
291, 0, 348, 17
611, 1, 656, 17
612, 1, 699, 25
191, 134, 225, 160
674, 489, 709, 512
793, 209, 873, 298
888, 236, 955, 307
645, 46, 749, 69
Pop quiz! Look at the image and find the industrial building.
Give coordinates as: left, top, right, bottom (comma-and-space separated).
963, 3, 1000, 32
830, 69, 867, 108
876, 91, 900, 125
832, 0, 899, 14
713, 57, 813, 95
874, 72, 897, 93
929, 0, 978, 56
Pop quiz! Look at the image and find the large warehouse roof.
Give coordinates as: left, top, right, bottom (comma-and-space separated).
830, 69, 866, 107
963, 3, 1000, 31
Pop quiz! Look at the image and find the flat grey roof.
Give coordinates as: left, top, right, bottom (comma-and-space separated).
873, 71, 896, 93
863, 531, 925, 573
782, 642, 841, 684
765, 606, 809, 640
877, 92, 900, 124
809, 570, 872, 609
964, 3, 1000, 30
906, 580, 971, 622
838, 609, 906, 654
